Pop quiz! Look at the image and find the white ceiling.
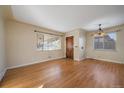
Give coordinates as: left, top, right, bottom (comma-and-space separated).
11, 5, 124, 32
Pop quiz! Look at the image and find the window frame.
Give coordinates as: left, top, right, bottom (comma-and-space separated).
36, 33, 62, 51
93, 32, 117, 51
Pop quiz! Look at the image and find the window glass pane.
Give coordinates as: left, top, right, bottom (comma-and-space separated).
108, 32, 116, 40
94, 32, 116, 50
37, 32, 62, 51
104, 32, 116, 49
37, 33, 44, 50
94, 37, 104, 49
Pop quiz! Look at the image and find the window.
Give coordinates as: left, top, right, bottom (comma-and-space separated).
94, 32, 116, 50
37, 33, 62, 51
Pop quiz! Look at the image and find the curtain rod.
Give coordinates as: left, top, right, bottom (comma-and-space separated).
34, 30, 64, 36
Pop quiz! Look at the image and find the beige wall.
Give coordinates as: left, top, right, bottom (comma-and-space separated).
0, 7, 6, 80
86, 25, 124, 63
79, 29, 86, 61
6, 20, 65, 68
4, 20, 124, 71
65, 29, 86, 61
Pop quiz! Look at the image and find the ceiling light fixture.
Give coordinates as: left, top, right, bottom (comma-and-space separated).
94, 24, 106, 37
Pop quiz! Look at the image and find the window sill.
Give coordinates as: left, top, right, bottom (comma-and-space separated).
36, 49, 62, 51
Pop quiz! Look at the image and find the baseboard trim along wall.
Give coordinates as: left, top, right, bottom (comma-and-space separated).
7, 57, 65, 69
0, 68, 7, 81
7, 57, 123, 70
87, 57, 122, 64
74, 58, 85, 62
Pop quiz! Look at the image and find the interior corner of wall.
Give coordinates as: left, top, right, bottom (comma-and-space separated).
0, 68, 7, 81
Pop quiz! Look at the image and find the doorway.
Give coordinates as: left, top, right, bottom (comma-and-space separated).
66, 36, 74, 59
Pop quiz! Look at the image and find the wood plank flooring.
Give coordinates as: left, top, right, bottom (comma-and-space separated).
0, 58, 124, 88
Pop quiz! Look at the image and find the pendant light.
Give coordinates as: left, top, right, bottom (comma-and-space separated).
94, 24, 106, 37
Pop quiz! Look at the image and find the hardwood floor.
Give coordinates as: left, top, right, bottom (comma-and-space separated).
0, 58, 124, 88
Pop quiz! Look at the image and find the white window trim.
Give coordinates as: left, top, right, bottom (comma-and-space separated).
36, 33, 62, 51
93, 32, 117, 51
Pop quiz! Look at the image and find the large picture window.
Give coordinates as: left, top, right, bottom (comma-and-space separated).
37, 33, 62, 51
94, 32, 116, 50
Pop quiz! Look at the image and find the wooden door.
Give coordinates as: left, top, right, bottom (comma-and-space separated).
66, 36, 74, 59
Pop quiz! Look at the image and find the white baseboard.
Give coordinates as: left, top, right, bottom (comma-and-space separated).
7, 57, 65, 69
0, 68, 7, 81
79, 57, 86, 61
86, 57, 122, 64
75, 58, 85, 62
6, 57, 123, 72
